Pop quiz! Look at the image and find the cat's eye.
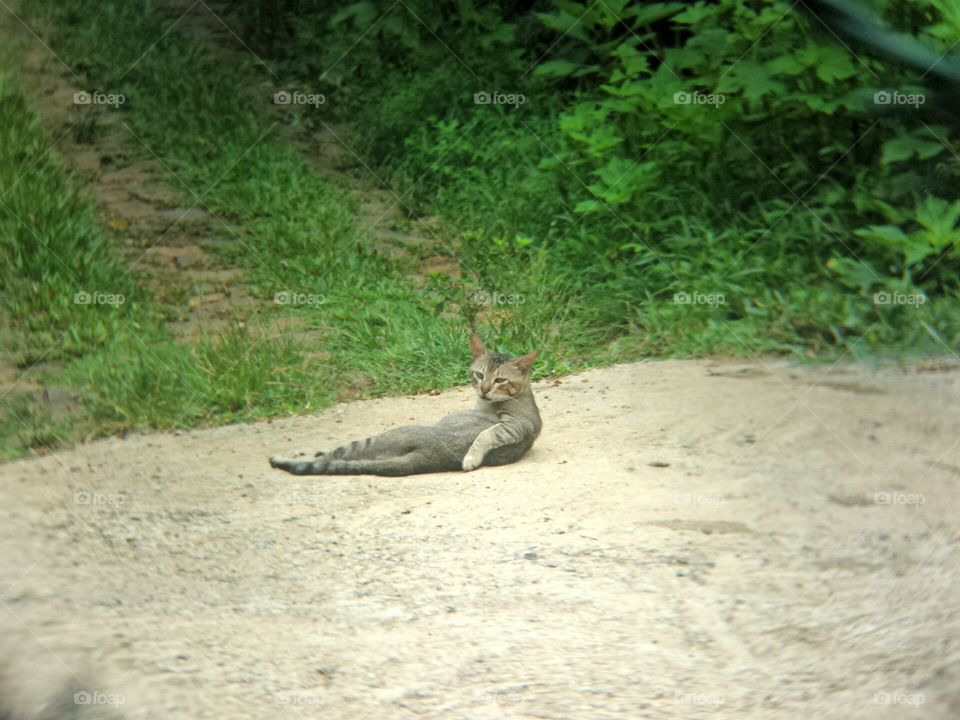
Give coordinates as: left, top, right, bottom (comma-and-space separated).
472, 371, 483, 380
493, 377, 507, 384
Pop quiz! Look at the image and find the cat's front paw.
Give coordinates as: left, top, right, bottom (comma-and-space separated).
462, 449, 484, 472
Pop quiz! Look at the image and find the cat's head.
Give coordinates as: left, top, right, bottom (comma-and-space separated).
469, 335, 538, 402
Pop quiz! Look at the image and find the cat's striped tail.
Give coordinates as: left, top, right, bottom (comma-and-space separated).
269, 455, 423, 477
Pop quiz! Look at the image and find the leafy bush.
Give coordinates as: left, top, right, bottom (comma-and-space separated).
232, 0, 960, 355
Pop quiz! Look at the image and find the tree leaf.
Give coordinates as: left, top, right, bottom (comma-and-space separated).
768, 53, 806, 76
533, 59, 582, 79
717, 60, 785, 102
535, 11, 590, 42
630, 2, 686, 28
881, 136, 945, 165
813, 46, 857, 83
854, 224, 909, 247
826, 257, 883, 291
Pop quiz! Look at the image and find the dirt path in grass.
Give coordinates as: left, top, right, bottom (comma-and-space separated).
1, 358, 959, 720
2, 5, 259, 343
6, 0, 435, 343
0, 0, 266, 434
149, 0, 460, 279
0, 0, 456, 449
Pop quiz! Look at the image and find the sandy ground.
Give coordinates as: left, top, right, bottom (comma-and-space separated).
1, 358, 959, 719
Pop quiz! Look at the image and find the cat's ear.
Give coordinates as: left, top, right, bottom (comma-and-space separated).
470, 334, 487, 360
513, 350, 538, 374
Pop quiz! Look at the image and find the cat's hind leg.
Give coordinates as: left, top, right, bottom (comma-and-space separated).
270, 456, 326, 475
270, 442, 397, 474
318, 455, 425, 476
271, 427, 435, 475
270, 452, 435, 477
320, 426, 421, 461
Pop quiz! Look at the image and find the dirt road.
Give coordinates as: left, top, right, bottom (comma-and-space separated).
1, 359, 958, 719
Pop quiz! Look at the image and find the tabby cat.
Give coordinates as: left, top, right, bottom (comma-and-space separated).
269, 335, 541, 476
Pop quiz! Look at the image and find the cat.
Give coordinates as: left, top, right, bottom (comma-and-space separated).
269, 335, 542, 476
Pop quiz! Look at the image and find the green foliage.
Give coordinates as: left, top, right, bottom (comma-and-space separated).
235, 0, 960, 355
0, 59, 347, 457
6, 0, 960, 461
68, 326, 339, 430
851, 195, 960, 275
0, 72, 149, 363
3, 0, 616, 459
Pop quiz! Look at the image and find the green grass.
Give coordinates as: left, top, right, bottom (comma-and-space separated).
0, 64, 337, 458
18, 0, 606, 375
383, 109, 960, 360
239, 0, 960, 360
63, 326, 338, 430
0, 0, 600, 460
5, 0, 956, 461
0, 71, 145, 365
